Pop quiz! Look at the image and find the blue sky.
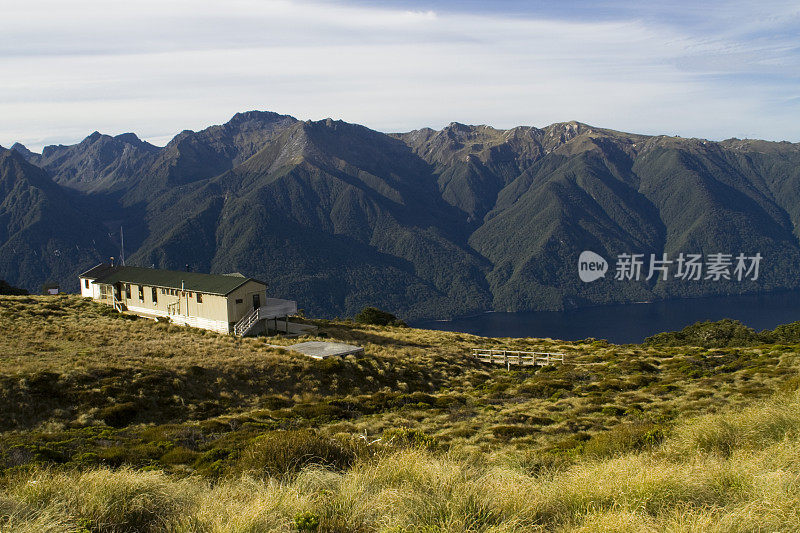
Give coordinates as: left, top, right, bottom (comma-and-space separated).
1, 0, 798, 150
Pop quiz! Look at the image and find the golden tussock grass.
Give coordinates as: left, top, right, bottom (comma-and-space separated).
3, 391, 800, 531
3, 296, 800, 531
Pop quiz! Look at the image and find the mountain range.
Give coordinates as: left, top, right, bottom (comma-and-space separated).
3, 111, 800, 320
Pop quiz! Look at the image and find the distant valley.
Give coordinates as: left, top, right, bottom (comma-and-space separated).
2, 111, 800, 320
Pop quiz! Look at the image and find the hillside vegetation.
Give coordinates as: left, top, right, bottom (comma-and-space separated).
5, 392, 800, 531
645, 317, 800, 347
3, 113, 800, 319
0, 280, 26, 295
2, 296, 800, 531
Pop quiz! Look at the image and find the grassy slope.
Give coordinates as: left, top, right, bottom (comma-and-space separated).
6, 394, 800, 532
2, 295, 800, 531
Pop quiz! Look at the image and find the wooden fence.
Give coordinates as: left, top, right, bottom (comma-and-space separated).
472, 348, 565, 369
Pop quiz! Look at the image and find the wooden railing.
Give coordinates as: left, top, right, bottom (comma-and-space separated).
233, 307, 260, 337
472, 348, 565, 369
233, 299, 299, 336
112, 295, 125, 313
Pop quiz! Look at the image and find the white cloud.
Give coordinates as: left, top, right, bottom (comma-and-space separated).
0, 0, 798, 150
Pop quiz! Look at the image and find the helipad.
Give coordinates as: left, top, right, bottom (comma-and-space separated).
286, 341, 364, 359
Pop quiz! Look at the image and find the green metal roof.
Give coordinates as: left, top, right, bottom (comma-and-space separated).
94, 266, 265, 296
79, 263, 120, 280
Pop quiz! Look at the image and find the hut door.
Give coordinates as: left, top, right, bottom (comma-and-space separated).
252, 293, 261, 310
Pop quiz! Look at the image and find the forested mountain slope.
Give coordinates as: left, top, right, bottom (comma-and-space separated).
4, 113, 799, 318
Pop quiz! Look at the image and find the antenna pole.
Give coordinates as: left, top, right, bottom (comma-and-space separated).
120, 226, 125, 266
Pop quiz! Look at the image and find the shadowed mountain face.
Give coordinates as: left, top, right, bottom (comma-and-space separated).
0, 149, 117, 291
4, 113, 800, 318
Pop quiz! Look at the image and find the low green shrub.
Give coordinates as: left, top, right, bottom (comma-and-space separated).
0, 280, 28, 295
294, 511, 320, 531
383, 427, 437, 450
193, 448, 231, 477
159, 446, 199, 465
645, 319, 762, 347
600, 406, 626, 417
353, 307, 407, 327
433, 394, 466, 409
491, 425, 536, 439
769, 321, 800, 344
274, 402, 349, 422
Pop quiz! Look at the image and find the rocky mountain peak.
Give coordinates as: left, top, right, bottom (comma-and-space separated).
10, 143, 35, 158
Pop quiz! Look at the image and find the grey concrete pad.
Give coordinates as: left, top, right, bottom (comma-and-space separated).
287, 341, 364, 359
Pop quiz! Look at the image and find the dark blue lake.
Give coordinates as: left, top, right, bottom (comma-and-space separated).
412, 291, 800, 344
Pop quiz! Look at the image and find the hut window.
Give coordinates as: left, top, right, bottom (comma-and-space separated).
124, 284, 131, 299
138, 285, 144, 300
84, 279, 89, 289
235, 298, 243, 304
197, 293, 203, 303
152, 287, 158, 303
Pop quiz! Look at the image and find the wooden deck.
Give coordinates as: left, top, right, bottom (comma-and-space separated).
472, 348, 565, 369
